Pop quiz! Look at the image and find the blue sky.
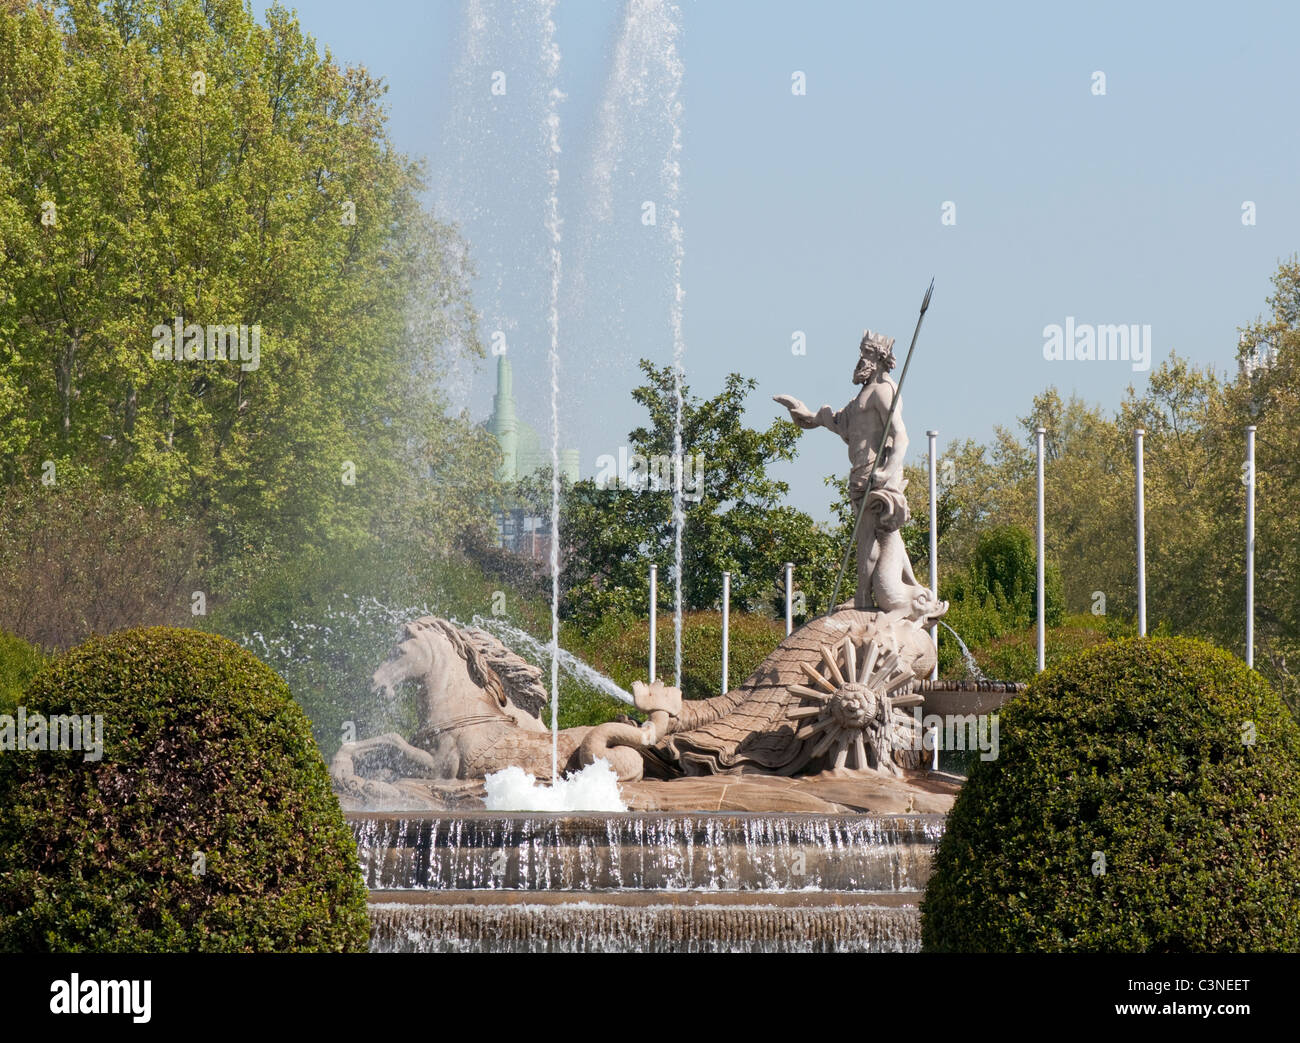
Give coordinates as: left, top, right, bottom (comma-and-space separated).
258, 0, 1300, 521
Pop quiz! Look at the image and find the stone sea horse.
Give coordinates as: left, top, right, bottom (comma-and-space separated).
329, 617, 661, 804
330, 607, 943, 805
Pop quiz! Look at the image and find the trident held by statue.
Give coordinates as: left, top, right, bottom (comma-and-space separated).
775, 280, 935, 618
826, 279, 933, 613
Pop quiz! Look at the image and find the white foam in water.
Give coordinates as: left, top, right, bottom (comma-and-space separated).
484, 759, 628, 812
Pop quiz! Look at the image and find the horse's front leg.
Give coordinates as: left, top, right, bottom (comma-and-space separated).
331, 732, 445, 805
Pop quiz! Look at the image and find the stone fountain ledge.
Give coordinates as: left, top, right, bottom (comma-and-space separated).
335, 768, 962, 815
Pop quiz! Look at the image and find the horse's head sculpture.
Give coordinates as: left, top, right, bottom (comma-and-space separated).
370, 617, 547, 734
371, 620, 437, 701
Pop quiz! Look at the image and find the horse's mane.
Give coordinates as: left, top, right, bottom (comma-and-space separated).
405, 617, 549, 720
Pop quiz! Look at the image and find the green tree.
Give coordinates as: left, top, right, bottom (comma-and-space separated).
964, 525, 1063, 627
1215, 258, 1300, 708
556, 360, 846, 629
0, 0, 500, 644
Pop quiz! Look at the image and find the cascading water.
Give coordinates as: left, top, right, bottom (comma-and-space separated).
353, 810, 947, 953
367, 900, 922, 954
352, 812, 945, 893
238, 595, 433, 665
333, 4, 962, 954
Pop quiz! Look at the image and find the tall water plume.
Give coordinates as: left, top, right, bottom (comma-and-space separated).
541, 0, 564, 782
587, 0, 687, 685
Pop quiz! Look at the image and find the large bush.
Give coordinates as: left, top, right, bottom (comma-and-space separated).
922, 637, 1300, 952
0, 627, 369, 952
0, 631, 45, 714
938, 613, 1135, 685
0, 481, 196, 651
569, 610, 785, 706
949, 525, 1064, 628
934, 525, 1066, 678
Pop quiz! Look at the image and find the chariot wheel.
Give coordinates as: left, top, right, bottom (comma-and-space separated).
788, 630, 924, 774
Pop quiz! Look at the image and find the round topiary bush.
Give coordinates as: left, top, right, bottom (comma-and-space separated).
921, 636, 1300, 952
0, 627, 370, 952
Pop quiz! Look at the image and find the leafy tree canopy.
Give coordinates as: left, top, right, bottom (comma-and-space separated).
545, 360, 850, 629
0, 0, 501, 645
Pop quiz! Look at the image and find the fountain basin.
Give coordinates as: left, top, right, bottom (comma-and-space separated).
913, 679, 1027, 717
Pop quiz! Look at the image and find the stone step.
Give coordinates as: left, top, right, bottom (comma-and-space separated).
368, 889, 922, 953
350, 811, 945, 893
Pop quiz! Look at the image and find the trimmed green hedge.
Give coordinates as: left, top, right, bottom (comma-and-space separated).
0, 627, 369, 952
953, 613, 1134, 685
922, 636, 1300, 952
0, 631, 45, 714
564, 610, 785, 710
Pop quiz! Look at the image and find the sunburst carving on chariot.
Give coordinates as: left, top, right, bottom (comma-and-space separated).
787, 628, 925, 777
